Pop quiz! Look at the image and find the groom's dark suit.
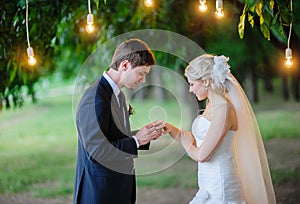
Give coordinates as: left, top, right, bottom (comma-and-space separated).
73, 75, 149, 204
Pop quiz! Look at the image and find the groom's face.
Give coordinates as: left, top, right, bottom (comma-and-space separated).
122, 64, 150, 89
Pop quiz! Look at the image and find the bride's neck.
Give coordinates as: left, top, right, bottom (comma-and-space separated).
203, 92, 227, 119
208, 90, 226, 104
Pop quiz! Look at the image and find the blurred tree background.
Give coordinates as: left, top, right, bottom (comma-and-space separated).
1, 0, 299, 109
1, 1, 300, 203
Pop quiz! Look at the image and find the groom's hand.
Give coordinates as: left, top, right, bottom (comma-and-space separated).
136, 121, 166, 145
136, 125, 159, 146
146, 120, 166, 140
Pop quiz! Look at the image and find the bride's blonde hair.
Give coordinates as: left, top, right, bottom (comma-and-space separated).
185, 54, 229, 95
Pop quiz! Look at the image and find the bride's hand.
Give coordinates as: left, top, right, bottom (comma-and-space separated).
162, 123, 172, 135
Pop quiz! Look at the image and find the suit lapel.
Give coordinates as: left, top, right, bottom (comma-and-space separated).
123, 98, 131, 134
119, 91, 131, 135
99, 76, 128, 135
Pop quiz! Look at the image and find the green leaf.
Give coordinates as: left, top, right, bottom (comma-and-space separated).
94, 0, 99, 9
9, 65, 17, 83
255, 2, 263, 17
238, 12, 246, 39
270, 0, 274, 10
279, 6, 292, 24
249, 4, 256, 13
262, 10, 272, 26
264, 1, 274, 17
259, 15, 264, 25
248, 13, 254, 27
278, 23, 286, 40
269, 21, 286, 43
247, 0, 257, 8
260, 23, 271, 40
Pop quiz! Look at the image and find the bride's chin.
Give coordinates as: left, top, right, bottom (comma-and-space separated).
197, 96, 205, 101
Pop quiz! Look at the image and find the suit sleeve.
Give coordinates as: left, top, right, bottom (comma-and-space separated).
77, 92, 138, 163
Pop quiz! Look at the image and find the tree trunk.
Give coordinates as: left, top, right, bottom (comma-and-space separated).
5, 97, 10, 109
252, 67, 259, 103
176, 67, 186, 102
264, 76, 274, 93
282, 74, 289, 101
291, 71, 300, 101
151, 67, 164, 101
245, 61, 259, 103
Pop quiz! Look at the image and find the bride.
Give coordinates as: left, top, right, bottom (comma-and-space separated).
164, 54, 276, 203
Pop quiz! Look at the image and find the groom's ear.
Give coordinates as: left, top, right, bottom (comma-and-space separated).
119, 60, 131, 71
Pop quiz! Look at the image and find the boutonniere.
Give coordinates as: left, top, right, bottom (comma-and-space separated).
128, 104, 135, 117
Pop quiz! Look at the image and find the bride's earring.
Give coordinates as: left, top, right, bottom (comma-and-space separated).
204, 80, 209, 90
205, 83, 208, 91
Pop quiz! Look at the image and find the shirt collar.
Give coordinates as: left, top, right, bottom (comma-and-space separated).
103, 71, 120, 97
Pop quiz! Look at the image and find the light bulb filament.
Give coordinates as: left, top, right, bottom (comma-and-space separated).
285, 58, 292, 67
144, 0, 153, 7
28, 56, 37, 66
215, 9, 224, 18
199, 0, 208, 12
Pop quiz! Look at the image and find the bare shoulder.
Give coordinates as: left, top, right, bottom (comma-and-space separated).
214, 98, 237, 127
226, 98, 238, 130
214, 98, 233, 114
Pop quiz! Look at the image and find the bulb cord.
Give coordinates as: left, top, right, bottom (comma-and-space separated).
88, 0, 92, 14
287, 0, 292, 49
26, 0, 30, 48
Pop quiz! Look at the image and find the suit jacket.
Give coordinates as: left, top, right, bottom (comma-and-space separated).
73, 76, 149, 204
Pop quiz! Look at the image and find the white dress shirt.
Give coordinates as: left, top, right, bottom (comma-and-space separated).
103, 72, 140, 148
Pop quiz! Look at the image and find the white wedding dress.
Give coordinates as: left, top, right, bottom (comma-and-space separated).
189, 115, 246, 204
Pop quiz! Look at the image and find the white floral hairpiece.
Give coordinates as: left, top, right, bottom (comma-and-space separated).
211, 55, 234, 85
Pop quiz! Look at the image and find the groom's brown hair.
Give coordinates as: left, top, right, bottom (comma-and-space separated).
110, 38, 155, 70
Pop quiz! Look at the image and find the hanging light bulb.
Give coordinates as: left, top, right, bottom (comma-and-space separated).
199, 0, 208, 13
27, 47, 37, 66
285, 0, 293, 68
25, 0, 37, 66
86, 13, 94, 33
144, 0, 154, 7
215, 0, 224, 18
86, 0, 95, 33
285, 48, 292, 67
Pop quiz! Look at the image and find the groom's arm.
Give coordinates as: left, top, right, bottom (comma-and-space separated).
131, 120, 166, 150
77, 96, 138, 162
131, 130, 150, 150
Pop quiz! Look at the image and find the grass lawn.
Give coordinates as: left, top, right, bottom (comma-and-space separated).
0, 95, 77, 198
0, 83, 299, 198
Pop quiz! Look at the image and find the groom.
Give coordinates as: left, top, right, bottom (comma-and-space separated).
73, 38, 165, 204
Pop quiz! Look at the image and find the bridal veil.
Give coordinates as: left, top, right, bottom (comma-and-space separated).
227, 74, 276, 204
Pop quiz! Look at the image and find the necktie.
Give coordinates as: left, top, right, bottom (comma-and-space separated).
118, 91, 127, 128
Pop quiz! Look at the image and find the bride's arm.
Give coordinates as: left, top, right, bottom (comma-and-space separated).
164, 123, 180, 142
188, 103, 233, 162
167, 102, 234, 163
164, 123, 196, 152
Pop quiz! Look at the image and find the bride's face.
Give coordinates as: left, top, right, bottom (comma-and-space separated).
187, 78, 208, 101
